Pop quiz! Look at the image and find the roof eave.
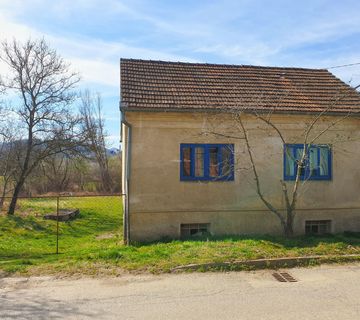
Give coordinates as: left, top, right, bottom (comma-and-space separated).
120, 105, 360, 117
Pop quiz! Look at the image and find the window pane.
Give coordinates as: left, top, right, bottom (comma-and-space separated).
221, 146, 232, 177
285, 146, 295, 176
180, 144, 234, 181
209, 147, 219, 177
182, 147, 191, 176
284, 144, 331, 181
319, 147, 329, 176
194, 147, 204, 177
309, 147, 319, 177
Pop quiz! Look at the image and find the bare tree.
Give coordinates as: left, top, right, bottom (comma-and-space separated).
32, 154, 92, 194
80, 90, 113, 192
72, 157, 91, 192
40, 153, 72, 192
202, 83, 360, 237
0, 38, 80, 214
0, 123, 18, 210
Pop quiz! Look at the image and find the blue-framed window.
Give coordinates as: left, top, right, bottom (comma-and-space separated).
180, 144, 234, 181
284, 144, 332, 181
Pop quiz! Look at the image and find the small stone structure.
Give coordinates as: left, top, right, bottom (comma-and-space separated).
44, 209, 79, 221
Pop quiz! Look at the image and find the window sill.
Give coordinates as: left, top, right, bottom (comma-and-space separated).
180, 178, 235, 182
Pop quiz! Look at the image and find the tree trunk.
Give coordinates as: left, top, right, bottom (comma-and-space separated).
7, 177, 25, 215
8, 113, 34, 215
100, 167, 112, 193
0, 197, 4, 212
0, 178, 10, 212
284, 210, 294, 237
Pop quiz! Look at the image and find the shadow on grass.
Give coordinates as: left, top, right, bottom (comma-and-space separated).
7, 215, 48, 232
0, 252, 61, 261
132, 232, 360, 249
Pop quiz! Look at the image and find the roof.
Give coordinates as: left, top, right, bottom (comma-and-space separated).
120, 59, 360, 114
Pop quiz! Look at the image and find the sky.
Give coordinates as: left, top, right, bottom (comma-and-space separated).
0, 0, 360, 147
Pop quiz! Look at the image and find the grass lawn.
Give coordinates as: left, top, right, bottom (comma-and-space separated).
1, 196, 360, 276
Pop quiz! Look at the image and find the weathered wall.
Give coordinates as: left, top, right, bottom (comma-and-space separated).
123, 111, 360, 241
121, 122, 129, 242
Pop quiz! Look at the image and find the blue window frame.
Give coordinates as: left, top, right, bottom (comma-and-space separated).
284, 144, 332, 181
180, 144, 234, 181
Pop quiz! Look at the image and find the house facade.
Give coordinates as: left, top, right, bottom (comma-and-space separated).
120, 59, 360, 243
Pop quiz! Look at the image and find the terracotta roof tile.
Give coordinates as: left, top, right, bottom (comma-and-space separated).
120, 59, 360, 114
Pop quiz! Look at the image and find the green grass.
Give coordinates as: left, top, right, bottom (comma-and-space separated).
1, 197, 360, 276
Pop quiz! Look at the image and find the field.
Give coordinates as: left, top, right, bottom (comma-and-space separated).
1, 196, 360, 276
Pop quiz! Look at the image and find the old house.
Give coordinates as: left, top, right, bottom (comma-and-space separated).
120, 59, 360, 242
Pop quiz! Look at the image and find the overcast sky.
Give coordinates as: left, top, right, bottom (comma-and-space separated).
1, 0, 360, 147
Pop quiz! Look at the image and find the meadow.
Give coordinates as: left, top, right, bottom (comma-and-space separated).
1, 196, 360, 276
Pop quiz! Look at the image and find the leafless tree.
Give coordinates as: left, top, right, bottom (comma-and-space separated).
80, 90, 113, 192
202, 83, 360, 237
72, 157, 92, 192
0, 122, 18, 210
0, 38, 81, 214
40, 153, 72, 192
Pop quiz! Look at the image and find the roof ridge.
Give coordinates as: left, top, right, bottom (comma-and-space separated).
120, 58, 328, 72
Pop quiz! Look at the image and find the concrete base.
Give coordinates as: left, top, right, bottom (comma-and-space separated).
130, 208, 360, 242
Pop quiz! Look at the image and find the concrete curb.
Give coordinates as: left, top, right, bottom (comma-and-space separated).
171, 254, 360, 272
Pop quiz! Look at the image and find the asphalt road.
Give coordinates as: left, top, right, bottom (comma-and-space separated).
1, 263, 360, 319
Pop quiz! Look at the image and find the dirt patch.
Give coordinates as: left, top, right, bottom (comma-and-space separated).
0, 209, 36, 217
96, 233, 116, 240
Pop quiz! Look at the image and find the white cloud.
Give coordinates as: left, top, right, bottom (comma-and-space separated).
1, 0, 359, 88
195, 43, 279, 65
0, 11, 40, 41
69, 57, 119, 88
58, 39, 198, 88
105, 134, 121, 148
0, 9, 198, 89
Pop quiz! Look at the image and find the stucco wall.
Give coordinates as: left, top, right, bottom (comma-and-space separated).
123, 111, 360, 241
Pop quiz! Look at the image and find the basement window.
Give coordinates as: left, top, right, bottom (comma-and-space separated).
305, 220, 332, 235
180, 223, 210, 238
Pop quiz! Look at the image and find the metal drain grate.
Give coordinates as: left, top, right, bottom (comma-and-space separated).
272, 272, 297, 282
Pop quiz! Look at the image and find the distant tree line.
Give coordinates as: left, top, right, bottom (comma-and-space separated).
0, 38, 120, 214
